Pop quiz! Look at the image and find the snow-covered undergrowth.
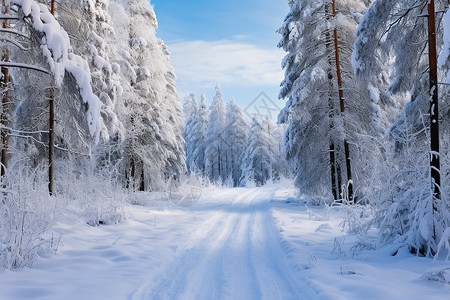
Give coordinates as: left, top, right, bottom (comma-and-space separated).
0, 161, 206, 271
271, 188, 450, 300
59, 173, 127, 227
0, 166, 61, 270
1, 164, 125, 270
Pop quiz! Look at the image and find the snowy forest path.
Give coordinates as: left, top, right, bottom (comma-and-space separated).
131, 186, 304, 300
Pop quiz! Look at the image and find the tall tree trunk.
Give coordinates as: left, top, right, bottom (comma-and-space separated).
329, 143, 338, 200
48, 80, 54, 195
48, 0, 55, 195
129, 156, 135, 191
325, 2, 340, 202
427, 0, 440, 241
337, 164, 342, 198
1, 1, 9, 179
225, 149, 228, 181
139, 164, 145, 191
332, 0, 354, 203
217, 147, 221, 182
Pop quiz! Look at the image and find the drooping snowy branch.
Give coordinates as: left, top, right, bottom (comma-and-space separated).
11, 0, 103, 143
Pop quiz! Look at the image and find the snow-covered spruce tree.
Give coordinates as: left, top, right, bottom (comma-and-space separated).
224, 98, 249, 186
59, 0, 125, 138
190, 94, 209, 175
271, 123, 290, 182
204, 83, 226, 183
117, 0, 185, 190
354, 0, 450, 256
241, 116, 273, 186
261, 116, 278, 182
278, 0, 377, 203
54, 0, 126, 185
182, 92, 198, 174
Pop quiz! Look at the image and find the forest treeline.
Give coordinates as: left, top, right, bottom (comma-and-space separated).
182, 83, 290, 187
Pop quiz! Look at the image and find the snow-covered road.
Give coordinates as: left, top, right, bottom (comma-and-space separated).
132, 186, 304, 300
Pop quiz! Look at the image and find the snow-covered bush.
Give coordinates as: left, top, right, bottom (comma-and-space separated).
0, 164, 61, 270
363, 124, 450, 257
56, 161, 126, 226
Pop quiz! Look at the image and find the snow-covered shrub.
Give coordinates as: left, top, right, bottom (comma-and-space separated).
366, 120, 450, 257
0, 164, 60, 269
420, 267, 450, 285
57, 161, 126, 226
336, 203, 375, 235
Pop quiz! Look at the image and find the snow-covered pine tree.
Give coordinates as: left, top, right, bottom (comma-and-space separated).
271, 123, 290, 182
119, 0, 185, 190
354, 0, 450, 256
261, 115, 277, 182
53, 0, 126, 186
278, 0, 379, 203
190, 94, 209, 175
182, 92, 198, 174
204, 83, 226, 183
241, 116, 272, 186
224, 98, 249, 186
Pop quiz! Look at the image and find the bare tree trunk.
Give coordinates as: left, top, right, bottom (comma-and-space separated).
225, 149, 228, 181
332, 0, 354, 203
128, 156, 135, 191
48, 80, 54, 195
217, 147, 221, 182
1, 1, 9, 179
139, 163, 145, 191
337, 164, 342, 198
427, 0, 440, 241
325, 2, 340, 202
48, 0, 55, 195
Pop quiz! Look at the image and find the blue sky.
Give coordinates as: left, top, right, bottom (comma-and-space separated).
151, 0, 289, 120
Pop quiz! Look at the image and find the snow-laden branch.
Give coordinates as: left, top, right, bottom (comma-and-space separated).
0, 62, 48, 73
10, 0, 103, 143
0, 14, 19, 20
0, 36, 29, 51
0, 28, 30, 39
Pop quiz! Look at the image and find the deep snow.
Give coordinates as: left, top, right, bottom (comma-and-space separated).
0, 183, 449, 299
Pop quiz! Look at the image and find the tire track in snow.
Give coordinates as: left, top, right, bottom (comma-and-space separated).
250, 191, 303, 299
131, 189, 256, 300
220, 202, 260, 299
132, 187, 304, 300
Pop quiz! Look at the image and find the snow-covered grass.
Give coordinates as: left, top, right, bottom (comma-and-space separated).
0, 164, 63, 270
0, 183, 449, 299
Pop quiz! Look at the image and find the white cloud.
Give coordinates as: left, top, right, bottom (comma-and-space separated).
167, 39, 285, 91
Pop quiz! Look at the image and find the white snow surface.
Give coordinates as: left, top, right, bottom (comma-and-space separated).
0, 183, 449, 299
